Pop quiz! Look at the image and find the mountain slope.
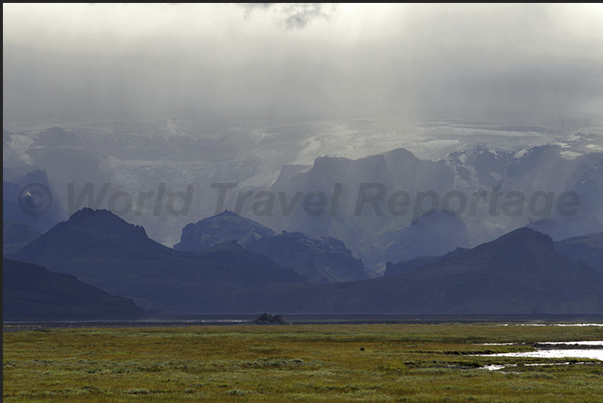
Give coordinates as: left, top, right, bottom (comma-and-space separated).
3, 258, 152, 320
528, 154, 603, 240
3, 221, 40, 255
362, 209, 472, 266
555, 232, 603, 272
245, 231, 369, 283
384, 247, 469, 277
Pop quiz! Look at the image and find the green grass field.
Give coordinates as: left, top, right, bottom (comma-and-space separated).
4, 323, 603, 402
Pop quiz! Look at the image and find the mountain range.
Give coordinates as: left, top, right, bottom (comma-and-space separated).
260, 145, 603, 267
384, 231, 603, 278
4, 120, 602, 262
7, 208, 603, 315
4, 120, 603, 318
229, 228, 603, 314
9, 208, 304, 313
174, 210, 370, 282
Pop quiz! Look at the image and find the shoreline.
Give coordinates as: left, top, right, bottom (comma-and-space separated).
5, 314, 603, 331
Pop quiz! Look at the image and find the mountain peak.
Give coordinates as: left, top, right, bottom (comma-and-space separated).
70, 207, 115, 220
66, 208, 148, 238
500, 227, 554, 250
9, 208, 164, 263
439, 227, 564, 276
216, 210, 240, 217
174, 211, 274, 251
383, 147, 416, 159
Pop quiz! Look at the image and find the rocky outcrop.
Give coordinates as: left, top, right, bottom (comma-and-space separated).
252, 313, 291, 325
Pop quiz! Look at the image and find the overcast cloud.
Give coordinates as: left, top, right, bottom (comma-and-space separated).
3, 3, 603, 120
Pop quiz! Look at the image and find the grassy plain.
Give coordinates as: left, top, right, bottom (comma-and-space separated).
3, 323, 603, 402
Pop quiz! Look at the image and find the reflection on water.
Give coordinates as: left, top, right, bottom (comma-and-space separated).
482, 362, 600, 371
487, 349, 603, 360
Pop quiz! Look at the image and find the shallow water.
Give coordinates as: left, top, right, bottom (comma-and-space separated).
476, 340, 603, 361
481, 362, 600, 371
487, 349, 603, 360
540, 341, 603, 346
516, 323, 603, 327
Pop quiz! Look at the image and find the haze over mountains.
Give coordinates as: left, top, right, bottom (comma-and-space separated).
3, 166, 64, 233
4, 121, 602, 270
261, 142, 602, 269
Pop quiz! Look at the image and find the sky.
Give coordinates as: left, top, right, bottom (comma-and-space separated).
4, 3, 603, 120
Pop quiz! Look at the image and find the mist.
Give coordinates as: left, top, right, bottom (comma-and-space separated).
4, 3, 603, 121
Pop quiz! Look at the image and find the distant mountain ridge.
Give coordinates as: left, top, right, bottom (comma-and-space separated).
6, 208, 603, 315
246, 231, 369, 283
221, 228, 603, 314
174, 211, 369, 283
256, 145, 603, 266
385, 231, 603, 278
